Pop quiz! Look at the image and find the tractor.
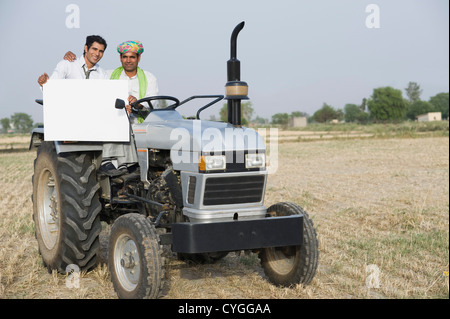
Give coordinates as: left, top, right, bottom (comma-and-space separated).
30, 22, 319, 298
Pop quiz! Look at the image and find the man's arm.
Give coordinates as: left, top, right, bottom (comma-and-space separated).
37, 60, 70, 87
48, 60, 70, 79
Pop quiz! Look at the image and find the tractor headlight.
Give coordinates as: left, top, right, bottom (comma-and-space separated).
245, 153, 266, 169
199, 155, 226, 171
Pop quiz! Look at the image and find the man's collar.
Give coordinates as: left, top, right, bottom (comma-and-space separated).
78, 56, 98, 70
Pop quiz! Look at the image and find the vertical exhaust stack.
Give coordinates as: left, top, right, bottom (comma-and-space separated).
226, 21, 249, 127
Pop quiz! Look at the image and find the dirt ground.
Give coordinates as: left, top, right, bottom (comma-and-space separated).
0, 136, 448, 299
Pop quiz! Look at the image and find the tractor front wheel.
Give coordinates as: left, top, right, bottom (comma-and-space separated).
108, 213, 164, 299
259, 202, 319, 287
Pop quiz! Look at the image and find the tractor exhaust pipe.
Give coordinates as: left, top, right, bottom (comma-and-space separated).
226, 21, 248, 126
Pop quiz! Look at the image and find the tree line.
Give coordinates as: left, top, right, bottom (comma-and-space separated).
269, 82, 449, 125
1, 113, 40, 134
2, 82, 448, 134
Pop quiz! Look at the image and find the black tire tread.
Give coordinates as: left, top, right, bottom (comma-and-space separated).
109, 213, 165, 299
32, 142, 101, 273
259, 201, 319, 286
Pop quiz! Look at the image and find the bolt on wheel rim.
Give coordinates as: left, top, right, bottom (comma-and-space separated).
37, 169, 59, 250
114, 234, 140, 291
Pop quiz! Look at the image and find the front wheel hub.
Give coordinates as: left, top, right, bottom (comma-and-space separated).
114, 234, 140, 291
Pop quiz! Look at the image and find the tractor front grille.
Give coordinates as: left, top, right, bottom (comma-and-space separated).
203, 175, 265, 206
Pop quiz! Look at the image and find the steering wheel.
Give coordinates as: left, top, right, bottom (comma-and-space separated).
131, 95, 180, 111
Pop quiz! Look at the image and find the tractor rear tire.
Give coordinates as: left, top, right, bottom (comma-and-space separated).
32, 141, 102, 273
259, 202, 319, 287
108, 213, 164, 299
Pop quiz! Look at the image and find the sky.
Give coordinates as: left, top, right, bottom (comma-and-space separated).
0, 0, 448, 123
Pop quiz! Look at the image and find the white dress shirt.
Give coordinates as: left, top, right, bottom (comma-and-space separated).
50, 56, 107, 80
106, 69, 159, 98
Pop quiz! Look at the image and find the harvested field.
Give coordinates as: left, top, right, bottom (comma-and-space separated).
0, 135, 29, 151
0, 135, 448, 299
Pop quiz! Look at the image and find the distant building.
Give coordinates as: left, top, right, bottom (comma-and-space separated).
7, 122, 16, 134
289, 116, 307, 127
416, 112, 442, 122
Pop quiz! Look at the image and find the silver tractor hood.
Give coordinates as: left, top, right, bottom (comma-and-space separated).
133, 110, 266, 172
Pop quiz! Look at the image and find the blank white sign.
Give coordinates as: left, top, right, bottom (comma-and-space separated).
43, 79, 130, 142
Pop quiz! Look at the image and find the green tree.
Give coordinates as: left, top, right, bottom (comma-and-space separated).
344, 104, 359, 122
10, 112, 34, 133
344, 103, 368, 123
405, 81, 422, 104
271, 113, 289, 125
220, 104, 227, 122
242, 101, 254, 123
406, 100, 434, 120
290, 111, 308, 118
1, 117, 10, 133
219, 101, 254, 124
360, 98, 367, 112
336, 108, 344, 121
429, 92, 449, 120
253, 116, 268, 125
356, 110, 369, 124
367, 87, 407, 122
312, 103, 339, 123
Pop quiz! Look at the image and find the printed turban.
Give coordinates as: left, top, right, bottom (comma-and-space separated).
117, 40, 144, 55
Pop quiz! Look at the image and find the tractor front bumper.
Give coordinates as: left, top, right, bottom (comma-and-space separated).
169, 215, 303, 254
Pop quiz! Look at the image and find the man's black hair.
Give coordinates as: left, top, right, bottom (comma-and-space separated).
84, 35, 107, 55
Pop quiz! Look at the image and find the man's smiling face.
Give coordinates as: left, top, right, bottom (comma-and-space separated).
120, 51, 140, 73
84, 41, 105, 68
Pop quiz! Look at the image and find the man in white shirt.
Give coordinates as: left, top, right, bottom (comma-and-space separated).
59, 40, 159, 176
37, 35, 137, 177
37, 35, 108, 84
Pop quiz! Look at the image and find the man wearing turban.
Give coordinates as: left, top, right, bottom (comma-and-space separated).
100, 40, 159, 176
110, 40, 158, 121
